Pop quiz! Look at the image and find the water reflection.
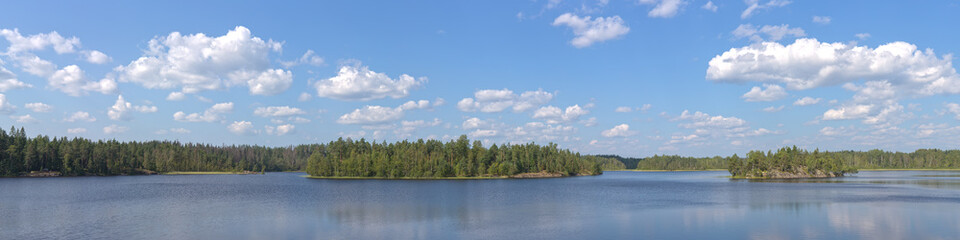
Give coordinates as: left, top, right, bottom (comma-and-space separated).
2, 171, 960, 239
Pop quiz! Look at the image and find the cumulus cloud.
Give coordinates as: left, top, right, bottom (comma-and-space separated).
458, 89, 553, 113
314, 64, 426, 101
741, 84, 787, 102
0, 28, 80, 54
254, 106, 305, 117
24, 102, 52, 112
64, 111, 96, 122
166, 92, 186, 101
615, 106, 634, 112
532, 105, 590, 123
793, 97, 821, 106
116, 26, 290, 95
638, 0, 686, 18
337, 100, 433, 125
462, 117, 487, 130
265, 124, 295, 136
298, 92, 312, 102
173, 102, 234, 123
552, 13, 629, 48
0, 66, 32, 92
741, 0, 791, 19
702, 1, 718, 12
108, 95, 158, 121
707, 38, 960, 94
731, 24, 805, 42
227, 121, 255, 135
601, 124, 633, 137
676, 110, 747, 129
0, 93, 15, 114
47, 65, 117, 96
103, 124, 128, 134
84, 50, 111, 64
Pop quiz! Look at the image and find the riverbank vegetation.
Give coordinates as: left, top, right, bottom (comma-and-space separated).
305, 135, 603, 178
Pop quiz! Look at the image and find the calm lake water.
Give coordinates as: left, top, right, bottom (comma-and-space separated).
2, 171, 960, 240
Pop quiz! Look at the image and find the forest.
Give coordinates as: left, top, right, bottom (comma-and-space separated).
600, 148, 960, 171
0, 126, 607, 178
727, 146, 858, 178
305, 135, 607, 178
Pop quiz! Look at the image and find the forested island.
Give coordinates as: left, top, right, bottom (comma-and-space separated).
0, 126, 608, 178
726, 147, 857, 178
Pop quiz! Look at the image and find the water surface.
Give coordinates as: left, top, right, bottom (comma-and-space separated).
2, 171, 959, 239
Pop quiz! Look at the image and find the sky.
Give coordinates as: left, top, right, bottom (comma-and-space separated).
1, 0, 960, 157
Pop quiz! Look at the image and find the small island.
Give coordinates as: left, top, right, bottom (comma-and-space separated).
727, 146, 858, 179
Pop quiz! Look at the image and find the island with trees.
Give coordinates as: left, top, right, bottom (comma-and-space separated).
726, 146, 858, 178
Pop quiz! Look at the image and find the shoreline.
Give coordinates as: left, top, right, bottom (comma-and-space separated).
163, 171, 262, 175
609, 169, 727, 172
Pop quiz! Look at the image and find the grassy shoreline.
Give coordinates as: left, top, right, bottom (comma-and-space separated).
303, 175, 511, 180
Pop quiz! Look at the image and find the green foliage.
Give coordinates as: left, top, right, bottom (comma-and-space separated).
305, 136, 602, 178
584, 156, 627, 170
0, 126, 311, 176
637, 155, 726, 170
728, 146, 858, 178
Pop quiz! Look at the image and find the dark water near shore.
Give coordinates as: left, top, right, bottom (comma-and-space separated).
2, 171, 960, 239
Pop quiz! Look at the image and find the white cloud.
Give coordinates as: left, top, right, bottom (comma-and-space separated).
0, 66, 32, 92
944, 103, 960, 120
615, 106, 633, 112
11, 54, 56, 77
458, 89, 553, 113
108, 95, 157, 121
246, 69, 293, 95
337, 105, 404, 125
638, 0, 686, 18
298, 92, 312, 102
265, 124, 295, 136
254, 106, 305, 117
741, 84, 787, 102
793, 97, 821, 106
702, 1, 718, 12
396, 118, 443, 138
279, 50, 324, 68
24, 102, 52, 112
469, 129, 499, 138
0, 93, 15, 114
48, 65, 117, 96
822, 104, 872, 120
173, 102, 234, 122
67, 128, 86, 134
103, 124, 128, 134
732, 24, 805, 42
116, 26, 288, 95
155, 128, 191, 135
84, 50, 111, 64
812, 16, 831, 24
0, 28, 80, 54
855, 33, 871, 40
10, 114, 36, 123
676, 110, 747, 129
601, 124, 633, 137
552, 13, 629, 48
166, 92, 186, 101
64, 111, 96, 122
819, 126, 854, 136
641, 104, 652, 111
314, 64, 426, 101
533, 104, 590, 123
762, 105, 785, 112
462, 117, 487, 130
741, 0, 791, 19
227, 121, 255, 135
707, 38, 960, 95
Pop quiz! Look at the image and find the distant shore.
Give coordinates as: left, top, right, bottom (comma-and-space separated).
162, 171, 262, 175
306, 171, 576, 180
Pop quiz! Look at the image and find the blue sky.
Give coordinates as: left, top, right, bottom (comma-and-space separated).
1, 0, 960, 157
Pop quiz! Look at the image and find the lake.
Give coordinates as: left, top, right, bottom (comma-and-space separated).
2, 171, 959, 239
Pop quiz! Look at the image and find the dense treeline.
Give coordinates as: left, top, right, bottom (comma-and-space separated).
728, 146, 857, 178
594, 155, 640, 169
0, 127, 311, 176
306, 135, 603, 178
637, 155, 727, 170
590, 156, 627, 170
